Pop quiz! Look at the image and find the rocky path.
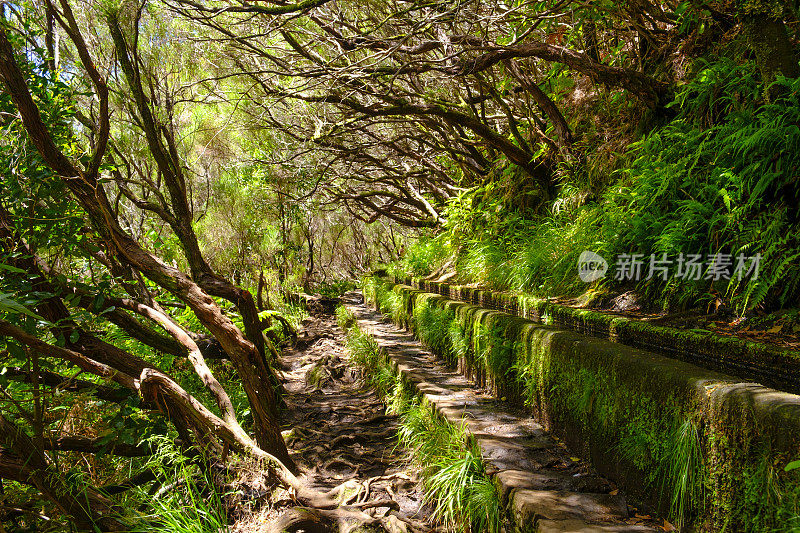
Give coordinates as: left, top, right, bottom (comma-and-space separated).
347, 299, 667, 533
269, 313, 435, 532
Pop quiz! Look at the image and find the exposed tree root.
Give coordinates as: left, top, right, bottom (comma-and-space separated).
232, 314, 434, 533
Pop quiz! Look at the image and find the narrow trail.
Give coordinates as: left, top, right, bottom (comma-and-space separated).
246, 298, 665, 532
347, 298, 666, 533
271, 311, 436, 531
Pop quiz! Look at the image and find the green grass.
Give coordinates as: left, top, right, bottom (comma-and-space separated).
414, 297, 453, 359
132, 436, 230, 532
398, 401, 501, 533
737, 453, 800, 532
342, 316, 501, 532
316, 279, 356, 298
388, 235, 450, 278
665, 418, 705, 528
336, 304, 356, 331
344, 326, 382, 371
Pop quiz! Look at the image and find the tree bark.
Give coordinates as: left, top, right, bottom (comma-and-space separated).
449, 41, 669, 106
741, 14, 799, 99
0, 26, 292, 466
504, 59, 574, 148
41, 434, 154, 456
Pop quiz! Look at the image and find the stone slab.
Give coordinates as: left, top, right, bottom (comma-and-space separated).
495, 470, 611, 503
512, 489, 628, 524
536, 519, 659, 532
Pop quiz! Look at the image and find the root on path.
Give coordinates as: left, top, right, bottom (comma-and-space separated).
233, 314, 434, 533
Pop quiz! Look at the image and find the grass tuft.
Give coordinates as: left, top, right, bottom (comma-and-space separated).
132, 436, 230, 532
343, 316, 502, 532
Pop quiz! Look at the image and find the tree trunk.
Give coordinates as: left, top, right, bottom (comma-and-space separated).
742, 14, 799, 99
0, 26, 293, 468
257, 270, 267, 310
304, 230, 315, 293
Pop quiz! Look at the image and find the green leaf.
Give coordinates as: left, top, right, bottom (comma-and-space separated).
784, 460, 800, 472
7, 341, 25, 360
0, 293, 47, 321
0, 263, 25, 274
93, 293, 104, 311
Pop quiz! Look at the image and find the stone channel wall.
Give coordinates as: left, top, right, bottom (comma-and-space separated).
363, 276, 800, 531
393, 276, 800, 395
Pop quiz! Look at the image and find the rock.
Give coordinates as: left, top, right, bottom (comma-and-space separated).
495, 470, 611, 504
512, 489, 628, 526
536, 519, 659, 532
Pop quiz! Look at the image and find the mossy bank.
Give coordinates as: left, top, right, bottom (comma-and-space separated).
364, 276, 800, 532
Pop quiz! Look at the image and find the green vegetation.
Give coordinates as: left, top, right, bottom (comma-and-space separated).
1, 0, 798, 529
664, 419, 705, 528
387, 66, 800, 316
335, 304, 356, 331
133, 437, 230, 533
371, 278, 800, 531
338, 305, 502, 532
399, 402, 501, 533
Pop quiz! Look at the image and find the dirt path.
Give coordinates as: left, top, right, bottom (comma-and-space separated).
272, 313, 435, 531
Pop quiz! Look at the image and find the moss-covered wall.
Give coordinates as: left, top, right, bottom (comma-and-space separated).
368, 277, 800, 531
388, 275, 800, 395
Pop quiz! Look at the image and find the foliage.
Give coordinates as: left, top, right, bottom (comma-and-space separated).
413, 297, 455, 361
342, 313, 501, 532
738, 455, 800, 532
666, 419, 705, 526
335, 305, 356, 331
618, 416, 706, 528
3, 0, 800, 528
133, 437, 230, 532
419, 59, 800, 313
393, 279, 800, 531
388, 234, 451, 278
398, 401, 501, 533
344, 323, 382, 375
315, 279, 356, 298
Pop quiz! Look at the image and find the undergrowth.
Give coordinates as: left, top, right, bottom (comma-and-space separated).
398, 401, 501, 533
391, 62, 800, 314
337, 305, 502, 532
132, 436, 230, 532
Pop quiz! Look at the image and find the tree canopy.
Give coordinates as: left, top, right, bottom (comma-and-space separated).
0, 0, 798, 529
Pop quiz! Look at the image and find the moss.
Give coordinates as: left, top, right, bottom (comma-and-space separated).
738, 454, 800, 531
703, 383, 800, 531
519, 333, 704, 524
413, 294, 455, 359
305, 364, 328, 389
472, 313, 525, 397
344, 310, 501, 533
406, 276, 800, 399
373, 280, 800, 532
